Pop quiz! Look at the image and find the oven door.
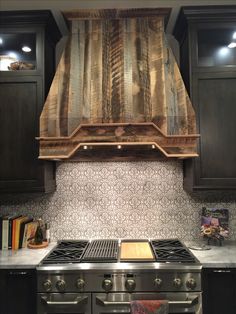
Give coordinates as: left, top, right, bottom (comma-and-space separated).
37, 293, 91, 314
93, 292, 202, 314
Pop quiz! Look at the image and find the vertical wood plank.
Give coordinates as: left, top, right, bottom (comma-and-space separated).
68, 20, 81, 134
102, 20, 111, 122
123, 18, 133, 122
90, 20, 103, 123
82, 20, 92, 121
110, 19, 124, 122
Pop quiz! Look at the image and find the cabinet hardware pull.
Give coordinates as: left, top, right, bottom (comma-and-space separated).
213, 270, 231, 273
41, 296, 88, 306
96, 296, 198, 307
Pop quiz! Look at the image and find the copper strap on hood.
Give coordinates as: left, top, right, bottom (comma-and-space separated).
38, 9, 199, 161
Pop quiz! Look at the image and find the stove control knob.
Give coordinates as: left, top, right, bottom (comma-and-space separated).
76, 279, 85, 290
125, 279, 136, 291
43, 279, 52, 292
186, 278, 197, 290
102, 279, 113, 292
173, 278, 182, 288
154, 278, 162, 288
56, 279, 66, 292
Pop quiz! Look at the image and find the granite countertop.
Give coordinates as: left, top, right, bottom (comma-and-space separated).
188, 240, 236, 268
0, 241, 236, 269
0, 243, 56, 269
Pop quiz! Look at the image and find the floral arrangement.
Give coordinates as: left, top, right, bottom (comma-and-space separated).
201, 207, 229, 244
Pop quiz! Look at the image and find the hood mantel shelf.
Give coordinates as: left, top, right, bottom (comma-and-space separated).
38, 8, 199, 161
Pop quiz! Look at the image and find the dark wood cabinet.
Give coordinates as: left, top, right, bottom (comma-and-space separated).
0, 268, 36, 314
173, 6, 236, 191
202, 268, 236, 314
0, 11, 63, 196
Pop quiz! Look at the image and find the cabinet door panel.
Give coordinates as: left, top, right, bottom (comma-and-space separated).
0, 11, 60, 196
5, 269, 36, 314
174, 7, 236, 191
0, 76, 46, 192
192, 72, 236, 188
0, 270, 6, 314
202, 269, 236, 314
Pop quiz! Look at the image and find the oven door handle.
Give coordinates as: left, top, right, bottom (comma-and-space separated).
96, 296, 199, 307
41, 296, 88, 306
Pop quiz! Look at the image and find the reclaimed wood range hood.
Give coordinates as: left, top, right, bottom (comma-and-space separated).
38, 9, 199, 161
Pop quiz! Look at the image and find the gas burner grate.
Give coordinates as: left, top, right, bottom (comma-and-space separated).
150, 239, 196, 263
42, 249, 85, 264
153, 247, 196, 263
82, 239, 119, 262
57, 240, 89, 250
151, 239, 183, 248
41, 240, 89, 264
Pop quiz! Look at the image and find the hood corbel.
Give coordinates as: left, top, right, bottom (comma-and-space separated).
38, 9, 199, 161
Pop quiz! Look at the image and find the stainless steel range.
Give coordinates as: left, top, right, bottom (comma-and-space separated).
37, 239, 202, 314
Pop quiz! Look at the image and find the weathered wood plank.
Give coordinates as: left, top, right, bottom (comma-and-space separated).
39, 10, 198, 160
110, 19, 124, 122
148, 18, 167, 133
63, 8, 171, 21
123, 18, 133, 122
90, 20, 103, 123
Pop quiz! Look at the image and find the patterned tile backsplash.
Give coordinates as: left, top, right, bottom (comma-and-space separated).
1, 161, 236, 242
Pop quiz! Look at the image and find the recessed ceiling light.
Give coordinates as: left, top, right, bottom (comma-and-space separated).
228, 42, 236, 49
22, 46, 31, 52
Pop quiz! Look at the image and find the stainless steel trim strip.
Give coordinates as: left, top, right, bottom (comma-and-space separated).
37, 262, 202, 272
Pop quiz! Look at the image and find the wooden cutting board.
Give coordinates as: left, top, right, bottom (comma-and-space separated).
120, 241, 155, 261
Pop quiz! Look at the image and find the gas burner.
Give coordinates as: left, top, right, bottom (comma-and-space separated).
57, 240, 89, 250
42, 240, 89, 264
151, 239, 183, 248
153, 247, 196, 263
150, 239, 196, 263
42, 249, 84, 264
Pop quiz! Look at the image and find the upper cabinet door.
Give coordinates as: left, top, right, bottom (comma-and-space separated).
0, 32, 37, 71
189, 23, 236, 70
0, 11, 63, 198
173, 6, 236, 192
197, 27, 236, 67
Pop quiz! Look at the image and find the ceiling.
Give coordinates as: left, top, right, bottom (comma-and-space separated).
1, 0, 236, 35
